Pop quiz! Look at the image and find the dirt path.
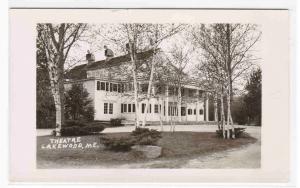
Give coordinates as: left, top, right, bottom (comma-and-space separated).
183, 128, 261, 168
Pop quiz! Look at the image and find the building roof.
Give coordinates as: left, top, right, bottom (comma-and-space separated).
65, 50, 155, 80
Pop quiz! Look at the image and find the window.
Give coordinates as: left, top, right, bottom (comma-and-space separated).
128, 104, 132, 112
181, 88, 185, 96
148, 104, 151, 113
105, 82, 109, 91
142, 103, 146, 113
124, 84, 127, 92
104, 103, 108, 114
121, 104, 123, 113
113, 84, 118, 92
199, 109, 204, 115
181, 107, 186, 116
194, 109, 196, 115
118, 84, 121, 93
120, 84, 124, 93
97, 81, 100, 90
100, 82, 105, 90
132, 104, 136, 112
128, 83, 133, 91
123, 104, 127, 113
189, 89, 194, 97
110, 83, 113, 92
109, 103, 113, 114
198, 91, 203, 98
154, 104, 159, 113
141, 84, 148, 93
188, 109, 192, 115
156, 86, 162, 94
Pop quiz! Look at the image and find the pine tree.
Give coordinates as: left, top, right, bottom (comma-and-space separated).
65, 84, 95, 121
244, 68, 262, 126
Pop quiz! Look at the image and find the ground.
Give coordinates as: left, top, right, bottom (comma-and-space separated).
36, 125, 261, 168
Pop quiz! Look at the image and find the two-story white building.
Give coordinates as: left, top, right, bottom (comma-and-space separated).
65, 50, 210, 123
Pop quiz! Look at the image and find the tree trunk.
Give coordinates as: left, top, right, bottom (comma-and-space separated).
228, 88, 235, 139
142, 57, 155, 127
178, 86, 182, 122
159, 98, 163, 131
220, 92, 226, 139
128, 44, 140, 127
214, 94, 220, 130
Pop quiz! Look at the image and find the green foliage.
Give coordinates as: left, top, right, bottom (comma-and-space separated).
216, 128, 246, 138
100, 136, 135, 152
65, 84, 95, 121
100, 128, 162, 152
64, 120, 87, 127
231, 96, 248, 125
110, 118, 123, 127
84, 125, 105, 133
60, 124, 105, 136
60, 126, 89, 136
131, 127, 162, 145
244, 68, 262, 126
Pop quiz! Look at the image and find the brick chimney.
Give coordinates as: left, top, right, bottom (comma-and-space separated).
86, 50, 95, 65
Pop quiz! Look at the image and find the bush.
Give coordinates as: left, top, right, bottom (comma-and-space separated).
64, 120, 88, 128
100, 136, 135, 152
60, 126, 89, 136
110, 118, 123, 127
234, 128, 246, 138
83, 124, 105, 133
131, 127, 162, 145
60, 124, 105, 136
216, 127, 246, 138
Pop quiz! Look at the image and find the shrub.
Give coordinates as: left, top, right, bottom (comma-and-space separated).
234, 127, 246, 138
60, 126, 88, 136
100, 136, 135, 152
64, 120, 87, 128
110, 118, 123, 127
82, 124, 105, 133
216, 127, 246, 138
131, 127, 162, 145
51, 130, 57, 136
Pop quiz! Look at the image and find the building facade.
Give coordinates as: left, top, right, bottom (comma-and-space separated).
65, 50, 210, 123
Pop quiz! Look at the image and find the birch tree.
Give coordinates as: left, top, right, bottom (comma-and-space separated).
191, 23, 261, 138
37, 23, 87, 136
95, 24, 184, 127
164, 43, 192, 131
139, 24, 184, 127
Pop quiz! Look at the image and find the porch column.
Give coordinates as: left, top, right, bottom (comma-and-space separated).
165, 85, 169, 122
205, 94, 209, 121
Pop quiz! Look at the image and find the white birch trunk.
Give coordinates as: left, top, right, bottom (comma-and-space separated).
220, 92, 226, 139
128, 44, 140, 127
142, 57, 155, 127
178, 86, 182, 122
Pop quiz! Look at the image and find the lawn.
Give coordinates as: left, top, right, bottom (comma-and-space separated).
36, 132, 257, 168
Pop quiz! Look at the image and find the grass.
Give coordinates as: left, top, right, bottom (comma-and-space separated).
36, 132, 257, 168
